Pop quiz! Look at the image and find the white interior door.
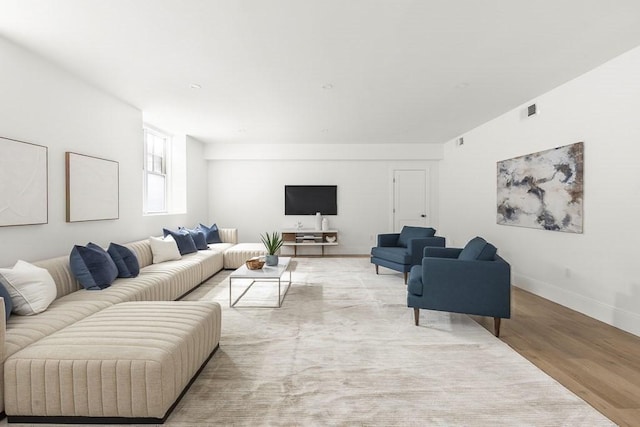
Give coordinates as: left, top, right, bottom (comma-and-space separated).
393, 169, 427, 232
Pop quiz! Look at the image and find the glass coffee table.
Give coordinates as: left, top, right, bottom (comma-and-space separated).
229, 257, 293, 308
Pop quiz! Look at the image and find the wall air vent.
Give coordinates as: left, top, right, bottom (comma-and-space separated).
527, 104, 537, 117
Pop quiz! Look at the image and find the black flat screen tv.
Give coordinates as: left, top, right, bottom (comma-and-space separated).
285, 185, 337, 215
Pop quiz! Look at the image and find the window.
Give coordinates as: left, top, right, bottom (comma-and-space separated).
143, 126, 169, 214
142, 125, 187, 215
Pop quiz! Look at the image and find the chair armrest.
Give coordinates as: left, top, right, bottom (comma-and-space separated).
407, 236, 446, 265
377, 233, 399, 247
421, 257, 511, 318
423, 246, 461, 258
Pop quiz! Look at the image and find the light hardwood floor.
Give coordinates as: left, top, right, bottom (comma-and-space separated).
471, 287, 640, 427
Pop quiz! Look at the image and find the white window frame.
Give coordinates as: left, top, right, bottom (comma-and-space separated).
143, 126, 170, 214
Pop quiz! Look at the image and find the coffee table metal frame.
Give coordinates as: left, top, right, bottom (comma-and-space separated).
229, 257, 292, 308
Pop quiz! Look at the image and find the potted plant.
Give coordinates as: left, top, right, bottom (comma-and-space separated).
261, 231, 283, 266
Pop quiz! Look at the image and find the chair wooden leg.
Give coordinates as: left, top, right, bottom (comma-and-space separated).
375, 264, 379, 275
414, 308, 420, 326
493, 317, 501, 337
404, 272, 408, 284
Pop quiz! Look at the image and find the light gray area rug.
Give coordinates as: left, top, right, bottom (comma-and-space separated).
2, 258, 611, 427
169, 257, 612, 426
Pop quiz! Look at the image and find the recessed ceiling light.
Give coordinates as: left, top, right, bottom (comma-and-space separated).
237, 128, 247, 133
322, 83, 333, 90
321, 128, 329, 133
190, 83, 202, 89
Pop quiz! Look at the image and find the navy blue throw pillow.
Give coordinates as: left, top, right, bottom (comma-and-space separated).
197, 223, 222, 244
180, 227, 209, 250
107, 243, 140, 278
0, 281, 13, 320
70, 243, 118, 290
163, 228, 198, 255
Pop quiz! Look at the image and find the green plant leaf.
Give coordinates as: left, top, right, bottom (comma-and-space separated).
260, 231, 283, 255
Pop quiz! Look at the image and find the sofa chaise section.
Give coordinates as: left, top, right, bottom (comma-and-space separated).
207, 228, 268, 269
4, 301, 221, 423
0, 298, 112, 419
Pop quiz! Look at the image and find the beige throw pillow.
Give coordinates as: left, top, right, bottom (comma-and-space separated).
149, 235, 182, 264
0, 260, 57, 315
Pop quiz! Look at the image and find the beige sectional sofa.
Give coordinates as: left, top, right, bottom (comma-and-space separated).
0, 227, 261, 422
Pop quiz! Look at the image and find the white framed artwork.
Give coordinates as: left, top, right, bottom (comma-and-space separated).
497, 142, 584, 233
66, 152, 119, 222
0, 136, 48, 227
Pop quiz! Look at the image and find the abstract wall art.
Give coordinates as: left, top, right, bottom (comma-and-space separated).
0, 136, 48, 227
497, 142, 584, 233
66, 152, 119, 222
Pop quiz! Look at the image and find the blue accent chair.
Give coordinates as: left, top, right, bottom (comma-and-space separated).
407, 236, 511, 337
370, 226, 446, 284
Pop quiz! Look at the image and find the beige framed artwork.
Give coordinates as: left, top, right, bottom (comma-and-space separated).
65, 152, 119, 222
0, 136, 48, 227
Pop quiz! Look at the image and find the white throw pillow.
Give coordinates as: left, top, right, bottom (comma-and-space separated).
0, 260, 57, 315
149, 235, 182, 264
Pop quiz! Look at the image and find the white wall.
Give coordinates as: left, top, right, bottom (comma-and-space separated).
186, 136, 209, 224
439, 45, 640, 337
0, 37, 209, 266
207, 159, 439, 255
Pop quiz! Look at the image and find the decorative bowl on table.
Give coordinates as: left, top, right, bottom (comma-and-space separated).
246, 257, 265, 270
325, 236, 336, 243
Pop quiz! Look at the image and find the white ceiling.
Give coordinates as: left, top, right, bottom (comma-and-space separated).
2, 0, 640, 145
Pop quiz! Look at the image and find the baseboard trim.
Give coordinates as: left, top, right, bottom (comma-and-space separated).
514, 273, 640, 337
7, 344, 220, 424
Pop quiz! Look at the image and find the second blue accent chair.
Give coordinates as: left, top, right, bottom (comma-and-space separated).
407, 236, 511, 337
370, 226, 446, 284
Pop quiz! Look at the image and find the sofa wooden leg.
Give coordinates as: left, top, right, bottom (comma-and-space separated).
414, 308, 420, 326
404, 272, 408, 284
494, 317, 501, 337
375, 264, 379, 275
